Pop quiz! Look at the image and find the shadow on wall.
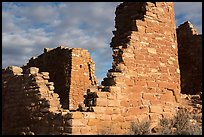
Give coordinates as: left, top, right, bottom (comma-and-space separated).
177, 21, 202, 95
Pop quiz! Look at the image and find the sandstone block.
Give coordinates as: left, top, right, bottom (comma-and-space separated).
149, 113, 162, 122
7, 66, 23, 75
147, 81, 158, 87
80, 127, 91, 134
93, 107, 106, 114
26, 67, 39, 75
111, 115, 124, 122
150, 105, 163, 113
48, 85, 55, 91
142, 93, 156, 100
99, 114, 111, 121
107, 100, 120, 107
70, 112, 83, 119
96, 92, 107, 98
71, 127, 81, 134
87, 119, 99, 126
137, 114, 149, 123
40, 72, 49, 76
121, 121, 131, 129
71, 119, 86, 127
82, 112, 96, 119
96, 98, 108, 106
120, 100, 130, 107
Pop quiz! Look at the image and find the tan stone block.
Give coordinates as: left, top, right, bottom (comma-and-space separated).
147, 81, 158, 87
150, 105, 163, 113
120, 100, 130, 107
142, 93, 156, 100
71, 119, 87, 127
87, 119, 99, 126
42, 75, 50, 80
96, 92, 108, 98
158, 82, 168, 88
40, 72, 49, 76
150, 99, 162, 105
71, 127, 81, 134
135, 80, 147, 87
128, 92, 142, 100
111, 127, 124, 135
70, 112, 83, 119
109, 86, 121, 93
125, 78, 134, 86
7, 66, 23, 75
99, 114, 111, 121
162, 112, 174, 119
90, 126, 97, 134
149, 113, 162, 122
107, 93, 116, 100
93, 107, 106, 114
96, 98, 108, 106
129, 99, 142, 107
132, 85, 144, 92
48, 85, 55, 91
27, 67, 39, 75
141, 99, 151, 106
82, 112, 96, 119
160, 91, 175, 102
137, 114, 149, 123
80, 127, 91, 134
107, 100, 120, 107
121, 121, 131, 129
111, 115, 124, 122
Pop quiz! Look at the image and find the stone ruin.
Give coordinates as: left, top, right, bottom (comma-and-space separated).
177, 21, 202, 95
2, 2, 202, 135
22, 46, 98, 110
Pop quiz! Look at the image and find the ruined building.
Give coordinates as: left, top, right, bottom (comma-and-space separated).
177, 21, 202, 95
2, 2, 201, 135
22, 46, 98, 110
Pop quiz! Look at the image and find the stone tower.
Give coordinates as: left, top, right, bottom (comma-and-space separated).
177, 21, 202, 94
23, 46, 98, 110
101, 2, 181, 123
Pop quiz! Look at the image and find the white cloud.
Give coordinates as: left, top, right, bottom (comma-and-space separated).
174, 2, 202, 33
2, 2, 202, 83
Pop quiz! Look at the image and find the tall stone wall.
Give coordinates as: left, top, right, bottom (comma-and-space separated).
176, 21, 202, 94
69, 48, 98, 110
101, 1, 180, 126
2, 66, 71, 135
22, 46, 98, 110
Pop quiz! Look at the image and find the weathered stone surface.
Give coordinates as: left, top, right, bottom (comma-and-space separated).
7, 66, 23, 75
177, 21, 202, 94
25, 67, 39, 75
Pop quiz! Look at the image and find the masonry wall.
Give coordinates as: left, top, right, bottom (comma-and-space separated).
69, 48, 98, 110
100, 1, 180, 129
63, 2, 182, 135
23, 46, 98, 110
2, 66, 72, 135
176, 21, 202, 94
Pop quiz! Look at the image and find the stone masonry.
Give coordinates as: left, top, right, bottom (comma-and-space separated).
177, 21, 202, 95
3, 2, 201, 135
99, 2, 181, 131
22, 46, 98, 110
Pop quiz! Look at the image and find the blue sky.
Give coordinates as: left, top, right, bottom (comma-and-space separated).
2, 2, 202, 83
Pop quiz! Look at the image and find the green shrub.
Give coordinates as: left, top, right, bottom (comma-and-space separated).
129, 121, 151, 135
158, 108, 202, 135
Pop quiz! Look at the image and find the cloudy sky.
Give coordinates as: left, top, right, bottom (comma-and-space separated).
2, 2, 202, 83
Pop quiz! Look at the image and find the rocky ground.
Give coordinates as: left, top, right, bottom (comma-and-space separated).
179, 92, 202, 125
